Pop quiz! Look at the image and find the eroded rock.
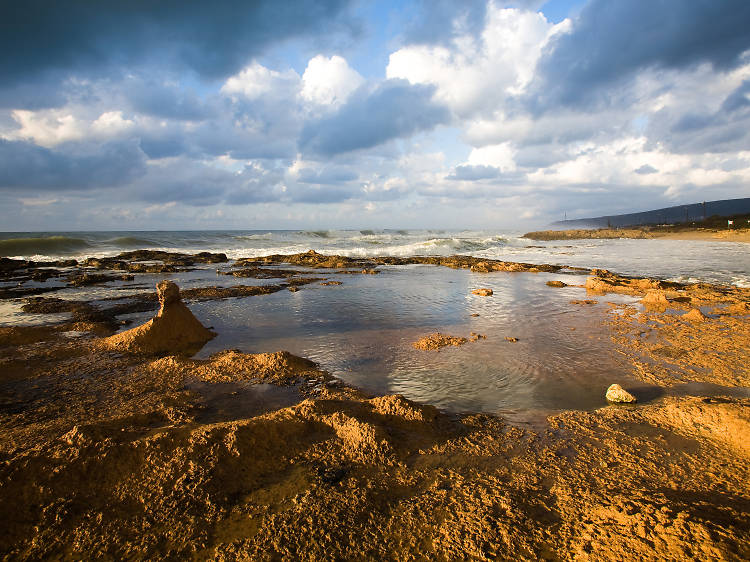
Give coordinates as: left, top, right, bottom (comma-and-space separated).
102, 281, 215, 355
683, 308, 707, 322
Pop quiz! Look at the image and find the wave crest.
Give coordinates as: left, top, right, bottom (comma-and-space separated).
0, 236, 91, 257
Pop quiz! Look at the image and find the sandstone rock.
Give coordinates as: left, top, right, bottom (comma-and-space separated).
642, 290, 670, 307
606, 384, 637, 403
683, 308, 707, 322
472, 288, 493, 296
505, 337, 518, 342
585, 277, 612, 293
546, 280, 567, 288
102, 281, 215, 355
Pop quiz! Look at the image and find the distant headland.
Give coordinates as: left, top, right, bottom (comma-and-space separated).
551, 197, 750, 229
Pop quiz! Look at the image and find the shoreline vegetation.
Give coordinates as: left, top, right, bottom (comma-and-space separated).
1, 250, 749, 559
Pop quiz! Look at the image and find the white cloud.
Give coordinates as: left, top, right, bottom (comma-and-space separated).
5, 109, 86, 147
467, 143, 516, 171
2, 108, 135, 147
91, 111, 135, 134
386, 5, 568, 116
300, 55, 364, 108
221, 61, 300, 100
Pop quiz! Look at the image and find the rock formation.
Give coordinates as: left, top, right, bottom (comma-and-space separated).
103, 281, 215, 355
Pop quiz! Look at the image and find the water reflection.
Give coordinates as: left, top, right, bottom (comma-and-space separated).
194, 266, 644, 420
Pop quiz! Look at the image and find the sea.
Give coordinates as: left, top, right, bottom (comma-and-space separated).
1, 229, 749, 286
2, 229, 749, 426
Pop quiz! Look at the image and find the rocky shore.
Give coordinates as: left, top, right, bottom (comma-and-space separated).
1, 250, 749, 560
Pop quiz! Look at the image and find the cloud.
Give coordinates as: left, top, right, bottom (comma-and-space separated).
531, 0, 750, 110
721, 79, 750, 113
446, 165, 500, 180
399, 0, 488, 46
388, 6, 566, 116
124, 78, 215, 121
0, 0, 356, 98
298, 79, 450, 156
634, 164, 658, 175
221, 63, 301, 101
0, 139, 146, 190
300, 55, 364, 108
295, 166, 358, 184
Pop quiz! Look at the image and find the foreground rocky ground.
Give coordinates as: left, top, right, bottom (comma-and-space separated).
1, 251, 749, 560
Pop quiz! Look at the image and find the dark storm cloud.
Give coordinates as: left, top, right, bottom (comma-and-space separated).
532, 0, 750, 111
446, 165, 500, 181
299, 80, 450, 156
0, 139, 146, 190
0, 0, 355, 106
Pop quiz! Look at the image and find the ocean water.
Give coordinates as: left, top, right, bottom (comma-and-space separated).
1, 229, 748, 424
1, 229, 749, 286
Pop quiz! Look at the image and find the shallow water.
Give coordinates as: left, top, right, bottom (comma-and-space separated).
181, 264, 642, 424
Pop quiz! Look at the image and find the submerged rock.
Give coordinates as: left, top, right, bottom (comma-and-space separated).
605, 384, 637, 404
102, 281, 215, 355
412, 333, 468, 350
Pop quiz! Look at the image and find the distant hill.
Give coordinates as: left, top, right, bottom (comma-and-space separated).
551, 197, 750, 228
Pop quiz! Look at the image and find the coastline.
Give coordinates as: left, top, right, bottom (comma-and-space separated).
524, 227, 750, 242
1, 250, 749, 559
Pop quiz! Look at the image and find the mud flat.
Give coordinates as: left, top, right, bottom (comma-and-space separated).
0, 251, 749, 560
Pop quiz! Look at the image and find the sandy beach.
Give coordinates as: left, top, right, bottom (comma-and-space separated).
1, 250, 749, 560
524, 224, 750, 242
524, 228, 750, 243
651, 229, 750, 243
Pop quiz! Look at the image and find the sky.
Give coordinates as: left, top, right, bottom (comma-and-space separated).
1, 0, 749, 231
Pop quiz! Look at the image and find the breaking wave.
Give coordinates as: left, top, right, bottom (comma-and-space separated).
0, 236, 91, 257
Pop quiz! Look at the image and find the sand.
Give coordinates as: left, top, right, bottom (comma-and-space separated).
1, 253, 749, 560
650, 229, 750, 243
